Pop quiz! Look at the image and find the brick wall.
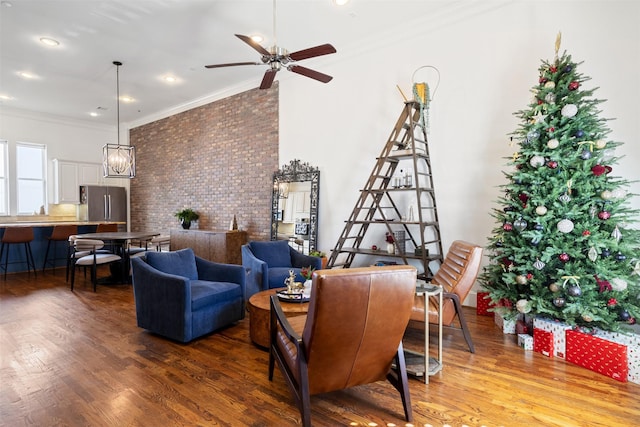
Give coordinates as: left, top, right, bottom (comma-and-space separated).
129, 84, 278, 241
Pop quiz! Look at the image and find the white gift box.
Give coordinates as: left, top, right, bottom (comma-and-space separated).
495, 311, 516, 334
518, 333, 533, 350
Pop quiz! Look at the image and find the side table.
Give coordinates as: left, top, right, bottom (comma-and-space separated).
404, 281, 443, 383
247, 288, 309, 348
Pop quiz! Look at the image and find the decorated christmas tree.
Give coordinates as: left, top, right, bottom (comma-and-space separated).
480, 34, 640, 332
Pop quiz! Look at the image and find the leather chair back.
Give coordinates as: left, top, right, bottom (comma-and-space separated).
50, 225, 78, 241
301, 265, 416, 395
411, 240, 483, 325
2, 227, 34, 243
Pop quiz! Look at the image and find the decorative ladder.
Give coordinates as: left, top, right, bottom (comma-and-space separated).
326, 101, 444, 280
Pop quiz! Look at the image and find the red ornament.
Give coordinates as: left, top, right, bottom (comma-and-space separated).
559, 253, 570, 262
595, 275, 612, 292
582, 230, 591, 236
547, 160, 558, 169
518, 193, 529, 203
568, 81, 580, 90
503, 222, 513, 231
537, 99, 543, 105
607, 298, 618, 307
550, 66, 557, 73
598, 211, 611, 220
539, 77, 548, 84
592, 165, 607, 176
548, 127, 555, 133
526, 273, 533, 280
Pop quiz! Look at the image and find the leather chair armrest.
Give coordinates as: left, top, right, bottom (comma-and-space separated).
270, 294, 303, 344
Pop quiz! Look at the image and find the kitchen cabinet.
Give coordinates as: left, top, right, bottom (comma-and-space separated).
282, 191, 310, 223
53, 160, 101, 204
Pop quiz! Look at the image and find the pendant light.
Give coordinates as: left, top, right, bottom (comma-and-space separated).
103, 61, 136, 178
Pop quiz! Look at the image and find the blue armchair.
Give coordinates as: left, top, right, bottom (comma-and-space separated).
242, 240, 322, 298
131, 248, 245, 343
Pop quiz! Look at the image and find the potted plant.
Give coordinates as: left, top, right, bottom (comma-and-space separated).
309, 250, 328, 269
175, 208, 199, 229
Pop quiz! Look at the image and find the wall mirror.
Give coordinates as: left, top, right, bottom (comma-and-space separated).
271, 159, 320, 254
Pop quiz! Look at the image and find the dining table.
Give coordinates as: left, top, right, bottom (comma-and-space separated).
75, 231, 161, 283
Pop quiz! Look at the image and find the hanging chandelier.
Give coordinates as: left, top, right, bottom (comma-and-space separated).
103, 61, 136, 178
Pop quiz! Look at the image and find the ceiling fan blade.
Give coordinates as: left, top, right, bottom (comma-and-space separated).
289, 44, 336, 61
260, 69, 278, 89
205, 62, 262, 69
287, 65, 333, 84
235, 34, 271, 56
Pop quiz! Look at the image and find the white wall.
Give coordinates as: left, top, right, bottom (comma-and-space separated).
279, 1, 640, 300
0, 108, 129, 214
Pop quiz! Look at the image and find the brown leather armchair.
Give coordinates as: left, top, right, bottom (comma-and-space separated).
410, 240, 483, 353
269, 265, 417, 427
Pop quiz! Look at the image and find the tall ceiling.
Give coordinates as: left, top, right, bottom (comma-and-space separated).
0, 0, 452, 126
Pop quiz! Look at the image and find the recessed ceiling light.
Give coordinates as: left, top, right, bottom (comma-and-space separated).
0, 94, 14, 101
163, 75, 177, 83
333, 0, 350, 5
119, 96, 135, 103
17, 71, 37, 79
39, 37, 60, 47
89, 112, 99, 117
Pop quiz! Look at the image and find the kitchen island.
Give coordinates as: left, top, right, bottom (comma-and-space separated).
0, 220, 126, 274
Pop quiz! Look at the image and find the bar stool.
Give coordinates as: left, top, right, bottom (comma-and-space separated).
42, 224, 78, 274
96, 223, 118, 232
0, 226, 37, 279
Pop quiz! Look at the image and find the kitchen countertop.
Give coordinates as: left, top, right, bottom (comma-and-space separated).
0, 220, 126, 228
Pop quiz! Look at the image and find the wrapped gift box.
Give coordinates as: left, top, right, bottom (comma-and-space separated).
476, 292, 494, 316
566, 329, 628, 382
494, 311, 516, 334
533, 317, 572, 359
534, 328, 553, 357
518, 333, 533, 350
595, 329, 640, 385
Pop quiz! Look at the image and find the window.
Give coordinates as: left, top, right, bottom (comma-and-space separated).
0, 140, 7, 215
16, 142, 46, 215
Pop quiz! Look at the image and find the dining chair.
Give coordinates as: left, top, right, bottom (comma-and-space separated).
269, 265, 417, 426
70, 239, 122, 292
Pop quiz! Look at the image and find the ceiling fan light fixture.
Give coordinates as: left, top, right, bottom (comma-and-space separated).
39, 37, 60, 47
332, 0, 350, 5
103, 61, 136, 178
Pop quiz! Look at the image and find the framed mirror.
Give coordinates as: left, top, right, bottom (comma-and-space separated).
271, 159, 320, 254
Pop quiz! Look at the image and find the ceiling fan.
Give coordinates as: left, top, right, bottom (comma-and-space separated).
204, 0, 336, 90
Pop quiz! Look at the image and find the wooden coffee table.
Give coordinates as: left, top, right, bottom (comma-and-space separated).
247, 288, 309, 348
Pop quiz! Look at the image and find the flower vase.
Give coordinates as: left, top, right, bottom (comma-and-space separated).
386, 243, 395, 254
181, 219, 191, 229
303, 280, 312, 297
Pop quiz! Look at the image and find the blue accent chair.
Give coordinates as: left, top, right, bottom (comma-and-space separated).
241, 240, 322, 298
131, 248, 245, 343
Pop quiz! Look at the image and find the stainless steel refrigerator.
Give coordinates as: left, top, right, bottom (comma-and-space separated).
79, 186, 127, 222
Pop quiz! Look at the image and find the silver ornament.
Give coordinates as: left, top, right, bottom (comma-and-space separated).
611, 226, 622, 242
588, 247, 598, 262
535, 206, 548, 216
514, 218, 528, 232
545, 93, 556, 104
529, 155, 545, 167
547, 138, 559, 149
558, 193, 571, 203
561, 104, 578, 118
553, 297, 566, 307
557, 219, 574, 233
533, 259, 545, 270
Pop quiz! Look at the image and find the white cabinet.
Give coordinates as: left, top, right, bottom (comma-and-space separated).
53, 159, 101, 204
281, 191, 311, 223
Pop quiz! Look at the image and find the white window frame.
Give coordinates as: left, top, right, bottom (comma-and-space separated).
16, 142, 47, 215
0, 140, 8, 216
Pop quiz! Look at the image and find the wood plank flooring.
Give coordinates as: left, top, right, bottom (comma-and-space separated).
1, 269, 638, 426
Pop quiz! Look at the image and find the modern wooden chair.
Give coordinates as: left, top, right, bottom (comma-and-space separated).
70, 239, 122, 292
269, 265, 417, 427
409, 240, 483, 353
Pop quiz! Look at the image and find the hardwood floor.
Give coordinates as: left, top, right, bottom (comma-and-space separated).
1, 269, 638, 427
